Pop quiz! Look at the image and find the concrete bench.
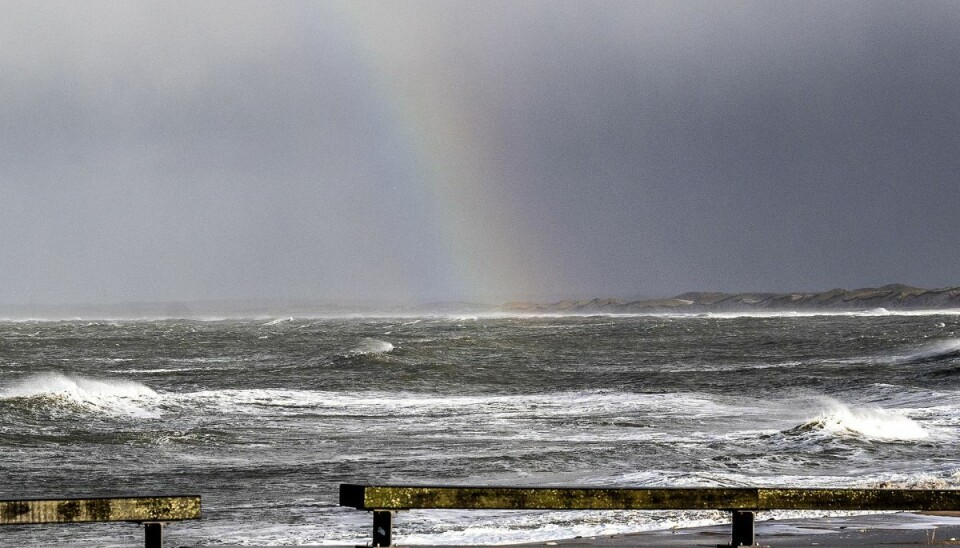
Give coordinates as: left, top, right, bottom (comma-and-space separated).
0, 495, 201, 547
339, 484, 960, 547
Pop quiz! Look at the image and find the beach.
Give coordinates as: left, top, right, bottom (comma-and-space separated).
263, 512, 960, 547
534, 513, 960, 546
208, 513, 960, 546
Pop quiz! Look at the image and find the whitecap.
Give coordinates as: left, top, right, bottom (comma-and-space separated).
349, 338, 395, 355
262, 317, 294, 326
1, 372, 159, 417
896, 338, 960, 364
791, 400, 927, 441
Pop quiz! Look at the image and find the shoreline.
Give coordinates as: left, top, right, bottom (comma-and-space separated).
212, 512, 960, 547
517, 512, 960, 546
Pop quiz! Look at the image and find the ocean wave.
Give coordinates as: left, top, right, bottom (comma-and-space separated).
894, 338, 960, 364
348, 338, 395, 355
0, 384, 734, 425
0, 372, 159, 417
262, 317, 294, 326
159, 389, 734, 433
784, 400, 927, 442
867, 470, 960, 489
106, 367, 202, 374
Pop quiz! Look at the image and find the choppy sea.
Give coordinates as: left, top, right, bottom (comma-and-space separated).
2, 312, 960, 546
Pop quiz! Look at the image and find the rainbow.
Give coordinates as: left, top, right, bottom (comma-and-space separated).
307, 4, 557, 303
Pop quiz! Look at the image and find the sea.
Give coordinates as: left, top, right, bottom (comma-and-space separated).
2, 311, 960, 546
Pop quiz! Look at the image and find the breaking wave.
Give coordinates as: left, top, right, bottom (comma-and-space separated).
349, 338, 395, 355
894, 338, 960, 364
0, 372, 158, 417
262, 317, 294, 326
786, 400, 928, 441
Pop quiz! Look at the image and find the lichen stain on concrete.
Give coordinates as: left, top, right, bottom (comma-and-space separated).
1, 501, 30, 521
353, 486, 960, 512
84, 499, 112, 521
56, 500, 81, 521
145, 497, 175, 518
362, 487, 762, 510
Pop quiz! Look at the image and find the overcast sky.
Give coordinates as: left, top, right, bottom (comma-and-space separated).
1, 1, 958, 306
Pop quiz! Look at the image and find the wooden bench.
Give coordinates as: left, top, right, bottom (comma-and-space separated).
0, 495, 201, 548
340, 484, 960, 547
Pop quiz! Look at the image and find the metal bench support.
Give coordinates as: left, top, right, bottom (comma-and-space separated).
372, 510, 393, 547
144, 522, 163, 548
728, 510, 755, 547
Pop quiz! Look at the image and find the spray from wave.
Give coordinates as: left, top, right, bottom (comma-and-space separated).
788, 400, 928, 441
262, 317, 294, 326
349, 338, 395, 355
1, 372, 158, 417
893, 338, 960, 364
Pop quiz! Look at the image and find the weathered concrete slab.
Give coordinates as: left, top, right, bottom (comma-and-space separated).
762, 488, 960, 511
340, 485, 960, 512
0, 496, 201, 525
340, 485, 760, 510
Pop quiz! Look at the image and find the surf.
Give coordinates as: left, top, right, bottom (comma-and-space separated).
1, 372, 159, 417
896, 338, 960, 364
785, 400, 928, 442
348, 338, 396, 355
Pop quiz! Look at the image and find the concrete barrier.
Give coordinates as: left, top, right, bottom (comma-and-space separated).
1, 495, 201, 548
340, 485, 960, 547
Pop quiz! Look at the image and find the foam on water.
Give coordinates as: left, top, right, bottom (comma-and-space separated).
396, 509, 727, 546
1, 372, 159, 417
866, 469, 960, 490
165, 389, 725, 419
107, 367, 202, 374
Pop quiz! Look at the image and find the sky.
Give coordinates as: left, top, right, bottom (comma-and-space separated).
1, 1, 958, 306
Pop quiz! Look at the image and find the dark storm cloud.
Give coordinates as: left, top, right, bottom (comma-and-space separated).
1, 1, 958, 306
434, 1, 960, 296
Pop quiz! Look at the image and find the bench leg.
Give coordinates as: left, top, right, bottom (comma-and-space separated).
372, 510, 393, 547
723, 510, 755, 547
144, 522, 163, 548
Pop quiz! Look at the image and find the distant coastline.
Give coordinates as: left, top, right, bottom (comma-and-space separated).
4, 284, 960, 320
504, 284, 960, 314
